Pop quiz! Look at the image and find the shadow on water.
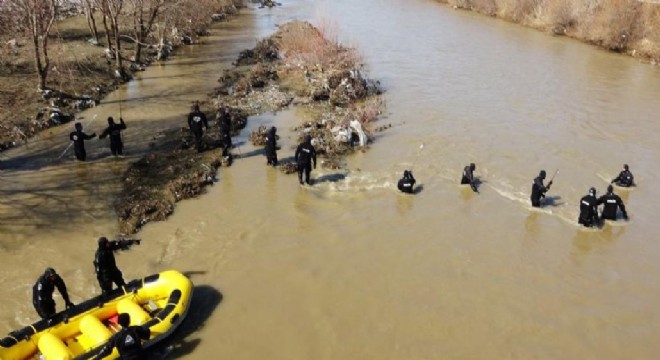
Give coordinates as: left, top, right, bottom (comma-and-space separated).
150, 283, 224, 359
315, 173, 346, 184
542, 195, 564, 207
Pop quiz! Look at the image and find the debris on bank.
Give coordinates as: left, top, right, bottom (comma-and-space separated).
116, 20, 385, 233
214, 20, 385, 175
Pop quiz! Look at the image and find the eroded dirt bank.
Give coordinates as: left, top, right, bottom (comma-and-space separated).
437, 0, 660, 64
116, 20, 384, 234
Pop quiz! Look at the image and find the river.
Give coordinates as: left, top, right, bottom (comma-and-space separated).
2, 0, 660, 358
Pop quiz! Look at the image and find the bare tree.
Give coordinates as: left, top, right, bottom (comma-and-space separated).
82, 0, 100, 45
4, 0, 60, 91
126, 0, 165, 63
98, 0, 125, 77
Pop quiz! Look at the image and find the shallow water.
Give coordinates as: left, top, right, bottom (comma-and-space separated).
2, 1, 660, 358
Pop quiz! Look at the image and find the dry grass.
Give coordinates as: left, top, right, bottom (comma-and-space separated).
276, 21, 361, 70
438, 0, 660, 62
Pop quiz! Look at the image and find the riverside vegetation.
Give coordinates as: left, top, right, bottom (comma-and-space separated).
115, 20, 384, 234
0, 0, 243, 151
438, 0, 660, 63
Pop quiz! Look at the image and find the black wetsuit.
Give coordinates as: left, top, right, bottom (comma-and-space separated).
295, 139, 316, 185
97, 325, 150, 360
219, 114, 232, 157
94, 241, 127, 294
188, 111, 208, 152
461, 166, 478, 192
612, 170, 634, 187
32, 274, 72, 319
530, 176, 551, 207
598, 192, 628, 221
100, 119, 127, 156
398, 173, 416, 194
265, 129, 278, 166
69, 130, 96, 161
578, 194, 599, 227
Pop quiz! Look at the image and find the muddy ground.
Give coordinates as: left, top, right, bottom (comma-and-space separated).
0, 7, 239, 152
116, 20, 385, 234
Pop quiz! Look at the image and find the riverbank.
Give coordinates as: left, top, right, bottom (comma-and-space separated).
116, 20, 384, 234
437, 0, 660, 64
0, 3, 241, 152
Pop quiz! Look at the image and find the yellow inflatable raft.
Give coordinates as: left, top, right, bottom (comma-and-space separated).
0, 270, 193, 360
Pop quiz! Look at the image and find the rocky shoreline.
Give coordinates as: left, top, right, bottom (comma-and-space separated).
116, 20, 385, 234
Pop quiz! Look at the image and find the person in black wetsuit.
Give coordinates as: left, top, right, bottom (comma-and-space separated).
598, 185, 628, 221
218, 107, 232, 159
69, 122, 97, 161
95, 313, 150, 360
99, 117, 127, 156
32, 268, 74, 319
578, 187, 599, 228
397, 170, 416, 194
611, 164, 634, 187
295, 135, 316, 185
265, 126, 279, 166
187, 104, 208, 153
461, 163, 478, 192
94, 237, 140, 295
530, 170, 552, 208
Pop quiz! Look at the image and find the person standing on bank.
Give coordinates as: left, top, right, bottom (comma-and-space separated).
265, 126, 279, 166
461, 163, 478, 192
218, 107, 232, 159
99, 116, 127, 157
94, 237, 140, 295
188, 104, 208, 153
69, 122, 97, 161
611, 164, 634, 187
598, 185, 629, 221
578, 187, 600, 228
32, 268, 74, 319
530, 170, 552, 208
295, 135, 316, 185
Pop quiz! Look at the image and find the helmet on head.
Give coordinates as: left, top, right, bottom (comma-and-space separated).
589, 187, 596, 196
98, 236, 109, 247
624, 164, 629, 171
607, 184, 614, 193
117, 313, 131, 327
470, 163, 476, 171
539, 170, 546, 179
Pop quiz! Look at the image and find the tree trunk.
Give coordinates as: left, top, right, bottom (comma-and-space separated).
102, 12, 113, 52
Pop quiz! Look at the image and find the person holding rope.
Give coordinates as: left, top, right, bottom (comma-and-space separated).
99, 117, 127, 157
530, 170, 553, 208
69, 122, 97, 161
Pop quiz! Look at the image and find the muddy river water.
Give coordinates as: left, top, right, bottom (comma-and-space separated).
2, 0, 660, 358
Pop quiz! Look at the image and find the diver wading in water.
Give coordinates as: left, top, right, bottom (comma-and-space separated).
530, 170, 554, 207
